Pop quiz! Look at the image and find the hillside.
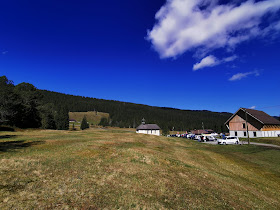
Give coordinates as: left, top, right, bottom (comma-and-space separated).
69, 111, 109, 125
1, 128, 280, 209
40, 90, 232, 132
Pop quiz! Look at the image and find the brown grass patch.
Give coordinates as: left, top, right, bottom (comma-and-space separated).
0, 128, 280, 209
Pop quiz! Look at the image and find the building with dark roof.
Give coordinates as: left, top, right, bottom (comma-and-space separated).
136, 118, 161, 136
190, 129, 214, 135
225, 108, 280, 138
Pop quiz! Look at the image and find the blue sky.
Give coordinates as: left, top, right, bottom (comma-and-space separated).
0, 0, 280, 116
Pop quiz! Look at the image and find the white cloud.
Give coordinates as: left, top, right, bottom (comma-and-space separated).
193, 55, 218, 71
249, 106, 256, 109
147, 0, 280, 59
223, 55, 238, 62
229, 70, 259, 81
193, 54, 237, 70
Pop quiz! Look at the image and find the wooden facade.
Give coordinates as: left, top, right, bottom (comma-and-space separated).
225, 108, 280, 138
229, 115, 258, 131
262, 125, 280, 131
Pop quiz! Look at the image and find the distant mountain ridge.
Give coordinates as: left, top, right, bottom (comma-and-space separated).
39, 89, 232, 132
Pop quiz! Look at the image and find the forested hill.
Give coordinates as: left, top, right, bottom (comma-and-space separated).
40, 90, 232, 132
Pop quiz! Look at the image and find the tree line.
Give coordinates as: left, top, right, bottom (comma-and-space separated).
0, 76, 69, 130
1, 75, 232, 132
39, 89, 231, 133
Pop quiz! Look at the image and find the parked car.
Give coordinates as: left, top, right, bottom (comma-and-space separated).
195, 135, 202, 141
198, 135, 208, 142
198, 135, 215, 142
210, 133, 219, 137
205, 136, 216, 141
217, 136, 239, 145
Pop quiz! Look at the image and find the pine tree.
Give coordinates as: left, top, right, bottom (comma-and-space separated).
0, 76, 19, 126
40, 103, 56, 129
162, 125, 170, 136
14, 82, 42, 128
55, 105, 69, 130
80, 116, 89, 130
41, 112, 56, 129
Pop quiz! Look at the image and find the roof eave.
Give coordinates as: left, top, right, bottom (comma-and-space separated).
241, 108, 264, 124
225, 107, 266, 125
224, 108, 242, 125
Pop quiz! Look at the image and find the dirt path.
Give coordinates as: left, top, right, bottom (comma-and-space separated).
202, 140, 280, 149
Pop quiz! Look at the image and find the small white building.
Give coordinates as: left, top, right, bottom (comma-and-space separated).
225, 108, 280, 138
136, 119, 161, 136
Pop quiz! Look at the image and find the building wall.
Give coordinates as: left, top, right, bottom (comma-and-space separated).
229, 115, 258, 131
229, 130, 262, 138
230, 130, 280, 138
262, 130, 280, 137
136, 129, 160, 136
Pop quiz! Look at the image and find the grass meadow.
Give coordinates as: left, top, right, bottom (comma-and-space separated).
1, 128, 280, 209
248, 137, 280, 146
69, 111, 109, 125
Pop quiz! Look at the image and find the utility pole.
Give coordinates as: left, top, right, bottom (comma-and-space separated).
202, 122, 204, 130
245, 108, 250, 145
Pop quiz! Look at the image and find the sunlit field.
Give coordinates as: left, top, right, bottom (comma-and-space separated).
248, 137, 280, 146
69, 111, 109, 125
1, 128, 280, 209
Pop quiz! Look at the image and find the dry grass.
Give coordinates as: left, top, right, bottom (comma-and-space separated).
69, 111, 109, 125
1, 128, 280, 209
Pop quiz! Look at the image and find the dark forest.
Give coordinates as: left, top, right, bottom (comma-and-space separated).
1, 76, 231, 132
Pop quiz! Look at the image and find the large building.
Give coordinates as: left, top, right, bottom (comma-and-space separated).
136, 118, 161, 136
225, 108, 280, 138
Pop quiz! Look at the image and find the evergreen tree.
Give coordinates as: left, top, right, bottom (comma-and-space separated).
14, 82, 42, 128
80, 115, 89, 130
0, 76, 19, 126
162, 125, 170, 136
39, 103, 56, 129
42, 113, 56, 129
55, 105, 69, 130
99, 117, 109, 127
220, 125, 224, 133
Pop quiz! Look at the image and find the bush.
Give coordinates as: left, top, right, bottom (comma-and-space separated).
99, 117, 109, 127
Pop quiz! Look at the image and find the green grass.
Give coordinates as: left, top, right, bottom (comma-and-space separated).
241, 137, 280, 146
1, 129, 280, 209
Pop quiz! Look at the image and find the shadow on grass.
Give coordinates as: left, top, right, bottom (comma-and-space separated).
0, 135, 17, 139
0, 140, 45, 152
0, 126, 15, 131
0, 183, 26, 192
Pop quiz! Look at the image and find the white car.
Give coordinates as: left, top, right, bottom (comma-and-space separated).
205, 136, 216, 141
210, 133, 219, 137
217, 136, 239, 145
